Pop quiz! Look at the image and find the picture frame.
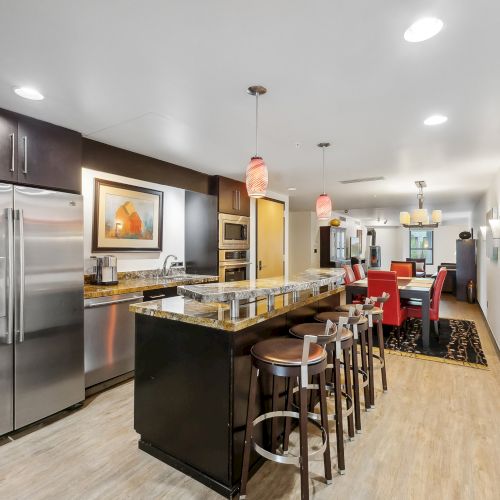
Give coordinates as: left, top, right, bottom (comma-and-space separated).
92, 178, 163, 252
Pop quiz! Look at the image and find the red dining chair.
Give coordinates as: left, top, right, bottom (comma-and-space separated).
353, 263, 366, 281
407, 267, 447, 336
344, 264, 364, 303
367, 270, 407, 332
390, 261, 415, 278
343, 265, 356, 284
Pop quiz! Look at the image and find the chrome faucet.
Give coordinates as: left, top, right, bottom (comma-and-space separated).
162, 254, 178, 277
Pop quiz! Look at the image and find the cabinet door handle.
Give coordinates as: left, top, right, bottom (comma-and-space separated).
237, 190, 241, 210
258, 260, 262, 271
232, 190, 237, 210
22, 136, 28, 174
9, 133, 15, 172
148, 294, 166, 299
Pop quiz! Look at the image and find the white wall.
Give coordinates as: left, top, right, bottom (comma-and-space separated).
472, 168, 500, 347
289, 211, 366, 274
82, 168, 185, 273
250, 190, 290, 279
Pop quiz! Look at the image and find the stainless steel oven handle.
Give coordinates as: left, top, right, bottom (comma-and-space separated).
18, 209, 25, 342
85, 295, 144, 308
6, 209, 14, 344
219, 262, 251, 268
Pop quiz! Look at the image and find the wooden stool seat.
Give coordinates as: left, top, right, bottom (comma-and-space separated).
251, 338, 326, 366
336, 304, 383, 316
315, 311, 368, 327
290, 323, 352, 343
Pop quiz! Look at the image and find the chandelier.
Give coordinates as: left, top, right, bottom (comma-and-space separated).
400, 181, 442, 228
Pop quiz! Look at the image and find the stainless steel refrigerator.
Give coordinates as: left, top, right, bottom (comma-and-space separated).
0, 184, 84, 435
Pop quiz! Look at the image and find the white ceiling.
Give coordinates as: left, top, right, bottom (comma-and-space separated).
1, 0, 499, 220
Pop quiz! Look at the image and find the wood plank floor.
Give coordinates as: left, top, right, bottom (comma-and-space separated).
0, 296, 499, 499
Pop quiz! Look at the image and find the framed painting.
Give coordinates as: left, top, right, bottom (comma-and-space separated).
92, 178, 163, 252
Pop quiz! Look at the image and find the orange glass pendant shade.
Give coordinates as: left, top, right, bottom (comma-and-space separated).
246, 156, 268, 198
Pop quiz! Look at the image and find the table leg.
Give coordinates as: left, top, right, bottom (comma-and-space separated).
421, 294, 431, 350
346, 287, 353, 304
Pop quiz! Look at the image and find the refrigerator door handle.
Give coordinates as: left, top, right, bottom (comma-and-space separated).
17, 209, 25, 343
6, 208, 14, 344
9, 133, 15, 172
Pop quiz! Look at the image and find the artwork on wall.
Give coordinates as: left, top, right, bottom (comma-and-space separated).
92, 178, 163, 252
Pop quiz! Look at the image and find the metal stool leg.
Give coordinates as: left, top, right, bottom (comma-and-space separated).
298, 376, 310, 500
240, 364, 258, 499
333, 351, 345, 474
343, 347, 355, 440
271, 376, 279, 452
282, 376, 294, 455
318, 370, 333, 484
351, 337, 362, 433
367, 326, 375, 408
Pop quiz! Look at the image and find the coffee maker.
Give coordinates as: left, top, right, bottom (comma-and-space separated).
89, 255, 118, 285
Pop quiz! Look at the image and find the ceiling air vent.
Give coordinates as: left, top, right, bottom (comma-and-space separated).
339, 176, 385, 184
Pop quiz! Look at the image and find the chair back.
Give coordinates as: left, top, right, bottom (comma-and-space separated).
343, 265, 356, 284
390, 260, 415, 278
406, 258, 426, 276
430, 267, 447, 317
353, 263, 365, 280
367, 270, 404, 326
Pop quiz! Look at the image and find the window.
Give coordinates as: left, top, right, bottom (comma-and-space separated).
409, 229, 433, 264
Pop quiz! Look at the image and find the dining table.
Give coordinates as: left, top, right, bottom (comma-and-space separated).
345, 276, 435, 349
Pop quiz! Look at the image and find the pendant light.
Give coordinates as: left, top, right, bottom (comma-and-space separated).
245, 85, 268, 198
316, 142, 333, 220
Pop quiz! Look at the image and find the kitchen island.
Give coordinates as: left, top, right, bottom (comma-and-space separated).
130, 269, 344, 498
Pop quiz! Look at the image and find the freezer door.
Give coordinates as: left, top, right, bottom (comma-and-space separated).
14, 186, 84, 429
0, 184, 14, 435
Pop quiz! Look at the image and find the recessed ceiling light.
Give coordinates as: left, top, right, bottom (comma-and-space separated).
424, 114, 448, 126
404, 17, 444, 43
288, 187, 297, 191
14, 86, 44, 100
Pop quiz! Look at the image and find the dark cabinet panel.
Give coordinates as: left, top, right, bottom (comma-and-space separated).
0, 109, 18, 183
185, 190, 218, 275
17, 115, 82, 193
216, 176, 250, 216
456, 239, 476, 301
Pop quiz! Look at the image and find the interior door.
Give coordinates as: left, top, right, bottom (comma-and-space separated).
13, 186, 84, 428
257, 198, 285, 279
0, 184, 14, 435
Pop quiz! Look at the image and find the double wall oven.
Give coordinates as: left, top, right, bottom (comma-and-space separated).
218, 213, 250, 282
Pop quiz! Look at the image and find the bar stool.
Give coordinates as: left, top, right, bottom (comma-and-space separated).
314, 310, 367, 435
285, 321, 353, 474
336, 294, 390, 407
240, 336, 332, 500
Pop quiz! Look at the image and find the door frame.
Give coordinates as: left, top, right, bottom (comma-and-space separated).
256, 197, 286, 279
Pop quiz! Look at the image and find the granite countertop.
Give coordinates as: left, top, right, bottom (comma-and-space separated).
84, 274, 219, 299
130, 285, 345, 332
177, 268, 345, 303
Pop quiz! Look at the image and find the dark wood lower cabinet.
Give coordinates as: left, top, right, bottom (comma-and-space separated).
134, 292, 340, 498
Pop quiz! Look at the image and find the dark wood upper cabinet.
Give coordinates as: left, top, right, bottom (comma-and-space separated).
17, 114, 82, 193
214, 176, 250, 216
0, 109, 18, 183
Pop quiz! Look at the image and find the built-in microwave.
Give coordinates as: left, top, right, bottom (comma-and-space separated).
218, 213, 250, 250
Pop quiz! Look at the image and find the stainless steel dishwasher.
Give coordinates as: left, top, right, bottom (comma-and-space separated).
84, 292, 143, 388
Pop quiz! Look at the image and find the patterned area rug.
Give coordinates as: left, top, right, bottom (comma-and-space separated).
378, 318, 488, 368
